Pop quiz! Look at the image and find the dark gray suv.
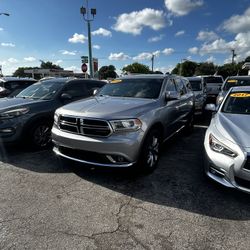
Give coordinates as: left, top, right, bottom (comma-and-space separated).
52, 74, 195, 172
0, 77, 105, 149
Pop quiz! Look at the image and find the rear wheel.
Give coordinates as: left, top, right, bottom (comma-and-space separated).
28, 121, 52, 149
137, 129, 162, 173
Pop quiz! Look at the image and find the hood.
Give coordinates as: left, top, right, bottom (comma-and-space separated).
0, 97, 46, 111
215, 113, 250, 148
60, 96, 158, 119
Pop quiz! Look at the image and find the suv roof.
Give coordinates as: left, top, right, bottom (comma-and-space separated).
120, 74, 168, 80
0, 76, 36, 82
226, 75, 250, 80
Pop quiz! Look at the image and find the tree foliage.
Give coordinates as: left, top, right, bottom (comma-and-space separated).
40, 61, 63, 70
122, 62, 151, 74
98, 65, 117, 79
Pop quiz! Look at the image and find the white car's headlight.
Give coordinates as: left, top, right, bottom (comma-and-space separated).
110, 119, 142, 132
0, 107, 29, 119
209, 134, 237, 158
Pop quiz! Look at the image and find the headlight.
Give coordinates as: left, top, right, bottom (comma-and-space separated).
0, 107, 29, 119
209, 134, 237, 158
54, 112, 59, 126
110, 119, 142, 132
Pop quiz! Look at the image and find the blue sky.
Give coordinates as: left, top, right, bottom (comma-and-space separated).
0, 0, 250, 75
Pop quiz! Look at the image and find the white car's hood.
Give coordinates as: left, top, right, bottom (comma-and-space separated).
215, 113, 250, 148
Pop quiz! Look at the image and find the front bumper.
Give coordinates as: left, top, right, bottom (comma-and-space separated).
204, 142, 250, 194
52, 126, 144, 167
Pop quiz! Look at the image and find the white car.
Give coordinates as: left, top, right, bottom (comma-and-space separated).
204, 86, 250, 193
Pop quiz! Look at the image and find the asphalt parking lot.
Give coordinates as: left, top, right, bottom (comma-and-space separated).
1, 116, 250, 250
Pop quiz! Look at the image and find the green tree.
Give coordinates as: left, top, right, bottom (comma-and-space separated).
172, 61, 197, 76
40, 61, 63, 70
122, 62, 150, 74
98, 65, 117, 79
194, 62, 216, 75
13, 67, 36, 78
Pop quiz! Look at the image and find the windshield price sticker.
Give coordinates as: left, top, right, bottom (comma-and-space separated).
111, 79, 122, 84
227, 79, 237, 83
230, 93, 250, 98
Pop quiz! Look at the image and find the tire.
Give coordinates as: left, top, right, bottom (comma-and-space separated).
28, 121, 52, 149
137, 129, 162, 173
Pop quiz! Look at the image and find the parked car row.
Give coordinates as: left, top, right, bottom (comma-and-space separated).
1, 74, 250, 194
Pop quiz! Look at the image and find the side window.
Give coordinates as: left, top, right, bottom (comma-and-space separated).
174, 78, 187, 95
62, 81, 88, 99
165, 79, 177, 91
183, 79, 192, 92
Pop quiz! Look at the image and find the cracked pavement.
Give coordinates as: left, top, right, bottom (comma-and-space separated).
1, 117, 250, 249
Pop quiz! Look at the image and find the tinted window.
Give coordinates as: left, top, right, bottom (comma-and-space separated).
223, 78, 250, 91
97, 78, 163, 99
166, 79, 177, 91
222, 92, 250, 114
204, 76, 223, 84
62, 81, 88, 98
189, 80, 202, 91
175, 78, 187, 95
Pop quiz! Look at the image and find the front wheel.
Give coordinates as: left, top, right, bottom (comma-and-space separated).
29, 121, 52, 149
137, 129, 162, 173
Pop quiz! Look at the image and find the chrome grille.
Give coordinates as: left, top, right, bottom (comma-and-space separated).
59, 115, 111, 137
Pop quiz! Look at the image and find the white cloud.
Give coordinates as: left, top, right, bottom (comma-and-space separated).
162, 48, 174, 55
68, 33, 87, 44
197, 31, 219, 41
148, 34, 164, 43
133, 50, 160, 61
109, 52, 130, 61
65, 66, 81, 73
1, 42, 15, 47
8, 58, 18, 63
61, 50, 77, 56
188, 47, 199, 54
93, 45, 101, 49
221, 7, 250, 34
92, 28, 112, 37
206, 56, 216, 63
113, 8, 166, 35
55, 60, 63, 65
24, 57, 36, 62
164, 0, 203, 16
0, 28, 3, 31
175, 30, 185, 37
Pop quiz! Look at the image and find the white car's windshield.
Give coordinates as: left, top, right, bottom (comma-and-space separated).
222, 92, 250, 114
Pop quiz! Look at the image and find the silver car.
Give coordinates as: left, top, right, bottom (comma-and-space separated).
52, 74, 195, 173
216, 75, 250, 106
204, 86, 250, 193
186, 76, 207, 114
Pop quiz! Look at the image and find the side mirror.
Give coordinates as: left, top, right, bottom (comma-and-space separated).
60, 93, 72, 100
205, 103, 216, 112
165, 91, 180, 101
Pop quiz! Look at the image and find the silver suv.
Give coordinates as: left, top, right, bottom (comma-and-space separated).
52, 74, 195, 172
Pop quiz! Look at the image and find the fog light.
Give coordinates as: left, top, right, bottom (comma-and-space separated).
0, 128, 14, 133
106, 155, 127, 164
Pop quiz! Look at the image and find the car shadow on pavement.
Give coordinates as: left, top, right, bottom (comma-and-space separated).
0, 142, 71, 173
70, 126, 250, 221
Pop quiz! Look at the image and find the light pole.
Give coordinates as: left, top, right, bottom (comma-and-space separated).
80, 0, 96, 78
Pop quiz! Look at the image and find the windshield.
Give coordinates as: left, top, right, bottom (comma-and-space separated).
223, 78, 250, 91
189, 80, 202, 91
16, 81, 63, 100
204, 76, 223, 84
222, 92, 250, 114
97, 78, 164, 99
